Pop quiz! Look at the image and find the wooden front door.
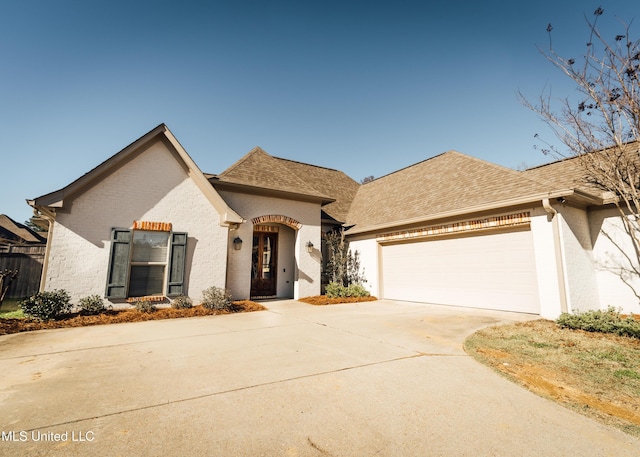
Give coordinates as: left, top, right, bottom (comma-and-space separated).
251, 231, 278, 297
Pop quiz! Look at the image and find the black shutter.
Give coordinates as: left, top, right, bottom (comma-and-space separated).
167, 232, 187, 297
105, 229, 132, 298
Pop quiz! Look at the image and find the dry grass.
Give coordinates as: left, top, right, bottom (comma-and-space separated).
465, 319, 640, 437
0, 301, 266, 335
299, 295, 378, 306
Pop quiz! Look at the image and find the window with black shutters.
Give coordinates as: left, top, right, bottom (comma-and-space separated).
105, 229, 187, 299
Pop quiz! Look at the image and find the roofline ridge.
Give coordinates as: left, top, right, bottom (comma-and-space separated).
364, 150, 452, 183
218, 146, 272, 177
456, 150, 569, 192
272, 155, 341, 173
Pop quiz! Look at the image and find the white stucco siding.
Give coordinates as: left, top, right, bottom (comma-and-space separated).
45, 141, 228, 305
346, 237, 379, 297
528, 207, 576, 319
219, 191, 322, 300
556, 206, 600, 312
591, 207, 640, 314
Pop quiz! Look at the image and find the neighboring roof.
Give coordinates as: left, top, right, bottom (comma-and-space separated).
0, 214, 46, 245
28, 124, 243, 225
211, 147, 359, 223
345, 151, 572, 235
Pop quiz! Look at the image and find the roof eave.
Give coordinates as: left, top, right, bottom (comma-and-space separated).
213, 180, 335, 205
28, 124, 245, 226
31, 124, 170, 210
345, 189, 576, 236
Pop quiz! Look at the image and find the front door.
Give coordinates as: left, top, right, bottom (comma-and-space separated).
251, 231, 278, 297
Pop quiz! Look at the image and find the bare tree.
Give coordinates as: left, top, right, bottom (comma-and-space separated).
521, 7, 640, 296
0, 269, 18, 306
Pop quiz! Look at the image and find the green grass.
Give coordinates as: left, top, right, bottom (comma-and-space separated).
465, 320, 640, 437
0, 298, 24, 318
0, 309, 24, 319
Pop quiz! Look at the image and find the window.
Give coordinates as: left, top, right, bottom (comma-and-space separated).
105, 228, 187, 299
129, 231, 170, 296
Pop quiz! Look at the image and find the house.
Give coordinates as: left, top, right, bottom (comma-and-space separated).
0, 215, 47, 298
0, 214, 47, 247
28, 124, 640, 318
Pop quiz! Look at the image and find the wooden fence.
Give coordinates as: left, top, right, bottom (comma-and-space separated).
0, 245, 45, 299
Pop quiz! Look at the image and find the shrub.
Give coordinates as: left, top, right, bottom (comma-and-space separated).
346, 283, 371, 298
556, 307, 640, 339
324, 229, 367, 287
171, 295, 193, 309
202, 286, 232, 310
132, 299, 156, 313
78, 295, 108, 315
20, 290, 72, 321
325, 282, 370, 299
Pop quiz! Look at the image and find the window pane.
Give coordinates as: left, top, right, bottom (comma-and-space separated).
129, 265, 165, 296
131, 231, 169, 262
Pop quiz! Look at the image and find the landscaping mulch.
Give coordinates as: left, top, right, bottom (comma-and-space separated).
0, 301, 265, 335
299, 296, 378, 306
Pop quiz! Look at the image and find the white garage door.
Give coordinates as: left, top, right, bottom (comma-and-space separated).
381, 229, 540, 313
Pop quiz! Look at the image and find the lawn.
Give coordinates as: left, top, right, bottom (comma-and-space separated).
0, 298, 22, 318
465, 319, 640, 437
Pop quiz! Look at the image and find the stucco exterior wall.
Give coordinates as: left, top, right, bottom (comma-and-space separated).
346, 237, 379, 297
529, 207, 566, 319
590, 206, 640, 314
44, 140, 228, 305
219, 191, 322, 299
556, 206, 600, 312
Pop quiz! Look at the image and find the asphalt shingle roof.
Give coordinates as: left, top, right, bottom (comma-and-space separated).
521, 143, 640, 200
346, 151, 563, 233
214, 147, 360, 223
0, 214, 46, 245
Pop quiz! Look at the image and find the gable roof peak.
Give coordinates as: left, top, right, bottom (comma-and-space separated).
29, 123, 244, 225
248, 146, 270, 155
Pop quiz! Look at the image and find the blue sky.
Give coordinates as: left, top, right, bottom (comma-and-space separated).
1, 0, 637, 224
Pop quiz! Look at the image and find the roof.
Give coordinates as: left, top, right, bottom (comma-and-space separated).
268, 156, 360, 223
0, 214, 46, 245
29, 124, 243, 225
212, 147, 359, 223
521, 143, 640, 203
345, 151, 571, 235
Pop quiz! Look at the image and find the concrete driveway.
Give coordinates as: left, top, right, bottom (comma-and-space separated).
0, 299, 638, 456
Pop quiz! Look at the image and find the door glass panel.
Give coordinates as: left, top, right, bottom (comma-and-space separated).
250, 231, 278, 297
252, 235, 259, 279
262, 235, 272, 279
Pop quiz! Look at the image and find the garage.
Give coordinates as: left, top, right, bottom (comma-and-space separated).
380, 228, 540, 314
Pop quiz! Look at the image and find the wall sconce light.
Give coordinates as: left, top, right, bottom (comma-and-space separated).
306, 241, 314, 253
233, 237, 243, 250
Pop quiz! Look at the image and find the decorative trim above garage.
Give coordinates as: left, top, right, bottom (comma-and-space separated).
377, 212, 531, 243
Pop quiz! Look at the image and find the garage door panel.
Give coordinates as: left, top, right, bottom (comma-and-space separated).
381, 230, 540, 313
